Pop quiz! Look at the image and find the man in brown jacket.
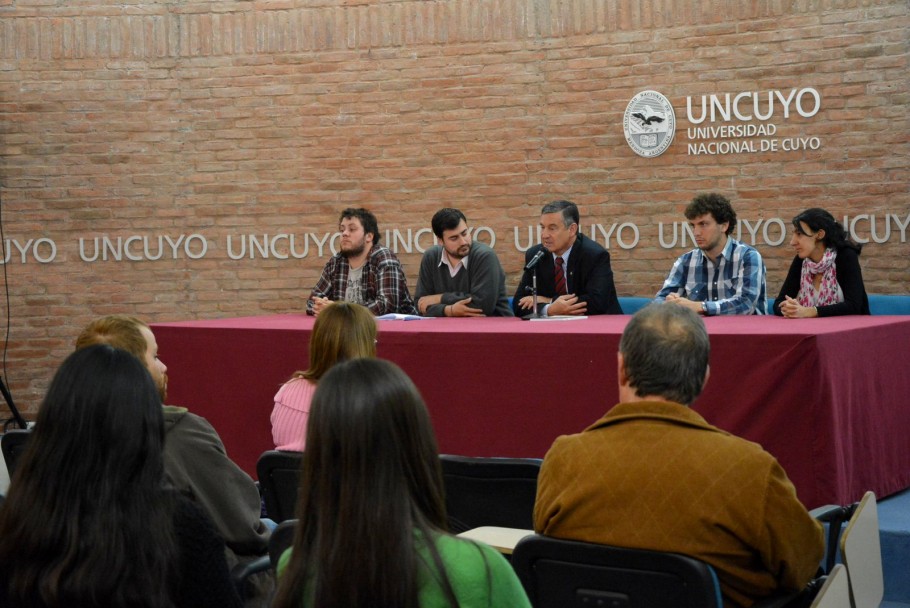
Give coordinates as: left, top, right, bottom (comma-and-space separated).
534, 303, 823, 608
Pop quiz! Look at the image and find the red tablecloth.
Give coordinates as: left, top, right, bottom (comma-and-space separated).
152, 314, 910, 508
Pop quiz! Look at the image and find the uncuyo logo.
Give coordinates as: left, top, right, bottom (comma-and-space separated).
623, 90, 676, 157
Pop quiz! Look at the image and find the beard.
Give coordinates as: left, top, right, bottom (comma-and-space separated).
447, 243, 471, 260
341, 238, 367, 259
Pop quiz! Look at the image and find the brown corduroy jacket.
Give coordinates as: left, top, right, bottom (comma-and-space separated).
534, 400, 824, 608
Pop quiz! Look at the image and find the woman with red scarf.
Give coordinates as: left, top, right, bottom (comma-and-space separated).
774, 208, 870, 318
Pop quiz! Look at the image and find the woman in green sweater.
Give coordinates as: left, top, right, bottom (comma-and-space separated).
271, 358, 531, 608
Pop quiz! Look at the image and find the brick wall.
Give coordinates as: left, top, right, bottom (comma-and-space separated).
1, 0, 908, 415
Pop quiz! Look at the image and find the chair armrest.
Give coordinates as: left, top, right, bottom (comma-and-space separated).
809, 504, 845, 522
809, 502, 863, 574
231, 554, 271, 596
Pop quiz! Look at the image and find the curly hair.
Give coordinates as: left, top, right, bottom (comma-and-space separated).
685, 193, 736, 235
340, 207, 381, 244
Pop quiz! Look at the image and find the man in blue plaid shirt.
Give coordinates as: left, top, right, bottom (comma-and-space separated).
655, 193, 767, 316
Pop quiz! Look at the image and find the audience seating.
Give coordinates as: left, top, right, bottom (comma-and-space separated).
840, 491, 884, 608
439, 454, 541, 534
811, 503, 858, 575
256, 450, 303, 523
511, 534, 723, 608
230, 554, 270, 599
1, 429, 32, 477
269, 519, 297, 568
810, 565, 851, 608
232, 518, 298, 595
511, 534, 829, 608
231, 468, 303, 598
810, 491, 885, 607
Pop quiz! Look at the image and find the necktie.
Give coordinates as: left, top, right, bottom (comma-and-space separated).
555, 256, 567, 295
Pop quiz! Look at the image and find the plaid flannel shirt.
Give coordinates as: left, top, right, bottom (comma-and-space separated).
307, 244, 417, 316
655, 237, 767, 316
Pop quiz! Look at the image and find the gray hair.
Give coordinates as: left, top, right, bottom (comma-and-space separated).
618, 303, 710, 405
540, 200, 579, 229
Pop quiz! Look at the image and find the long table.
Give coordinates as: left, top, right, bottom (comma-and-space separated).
152, 314, 910, 509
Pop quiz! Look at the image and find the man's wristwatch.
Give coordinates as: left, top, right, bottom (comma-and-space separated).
701, 301, 708, 316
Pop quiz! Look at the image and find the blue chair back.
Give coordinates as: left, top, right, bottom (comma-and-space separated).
868, 294, 910, 315
619, 296, 651, 315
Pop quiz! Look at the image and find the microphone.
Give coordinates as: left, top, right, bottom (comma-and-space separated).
524, 249, 545, 271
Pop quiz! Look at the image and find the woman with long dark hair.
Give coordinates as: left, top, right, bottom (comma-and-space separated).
0, 345, 241, 608
774, 208, 870, 317
272, 358, 530, 608
270, 301, 377, 451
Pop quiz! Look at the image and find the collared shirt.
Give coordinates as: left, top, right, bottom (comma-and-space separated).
655, 237, 767, 315
439, 251, 468, 278
307, 244, 417, 316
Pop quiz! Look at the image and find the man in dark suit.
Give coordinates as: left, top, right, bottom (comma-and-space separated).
512, 200, 622, 317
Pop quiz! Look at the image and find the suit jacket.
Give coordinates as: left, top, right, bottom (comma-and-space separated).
511, 233, 622, 316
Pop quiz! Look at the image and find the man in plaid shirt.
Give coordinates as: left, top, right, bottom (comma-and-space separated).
655, 193, 767, 316
307, 208, 418, 317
